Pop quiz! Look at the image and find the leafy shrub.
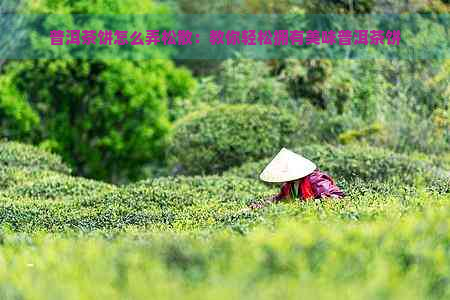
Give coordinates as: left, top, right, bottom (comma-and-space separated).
0, 169, 447, 233
0, 143, 447, 233
338, 122, 383, 144
1, 200, 450, 300
378, 106, 450, 155
0, 167, 115, 201
0, 74, 39, 139
0, 59, 194, 182
176, 0, 295, 14
168, 104, 300, 175
0, 142, 114, 201
128, 175, 273, 207
0, 0, 196, 183
294, 103, 368, 144
278, 59, 335, 109
186, 58, 311, 113
0, 175, 273, 232
0, 141, 70, 174
0, 198, 162, 232
225, 143, 448, 186
214, 59, 292, 107
187, 60, 293, 110
0, 166, 57, 189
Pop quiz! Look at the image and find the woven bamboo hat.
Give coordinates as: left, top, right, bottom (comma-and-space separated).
259, 148, 316, 183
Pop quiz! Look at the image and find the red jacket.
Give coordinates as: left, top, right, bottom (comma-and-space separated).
275, 169, 345, 201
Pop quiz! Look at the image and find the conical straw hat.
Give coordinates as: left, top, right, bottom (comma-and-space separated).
259, 148, 316, 183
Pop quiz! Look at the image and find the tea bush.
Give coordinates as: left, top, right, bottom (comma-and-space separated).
0, 167, 115, 201
0, 155, 449, 300
129, 175, 274, 205
0, 175, 271, 232
0, 167, 60, 189
0, 142, 449, 300
168, 104, 300, 175
0, 142, 447, 233
225, 143, 449, 186
0, 197, 449, 300
0, 141, 70, 174
0, 172, 446, 233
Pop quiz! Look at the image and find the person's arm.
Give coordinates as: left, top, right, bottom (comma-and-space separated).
249, 182, 291, 209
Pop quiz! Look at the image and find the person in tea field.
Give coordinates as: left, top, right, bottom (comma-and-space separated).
250, 148, 344, 209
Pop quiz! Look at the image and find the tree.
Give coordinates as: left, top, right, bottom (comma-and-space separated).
0, 0, 196, 182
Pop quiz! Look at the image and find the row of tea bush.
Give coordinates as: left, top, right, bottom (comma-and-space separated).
0, 140, 448, 233
1, 173, 448, 233
0, 198, 449, 300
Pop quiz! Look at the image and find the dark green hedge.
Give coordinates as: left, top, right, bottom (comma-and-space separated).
168, 104, 300, 175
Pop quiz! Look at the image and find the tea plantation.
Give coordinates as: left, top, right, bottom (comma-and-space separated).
0, 141, 449, 300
